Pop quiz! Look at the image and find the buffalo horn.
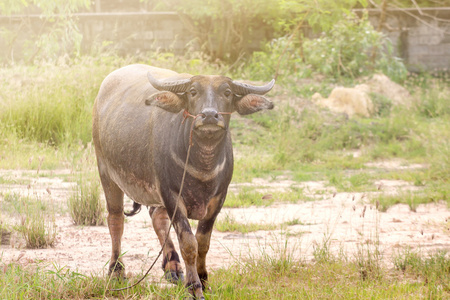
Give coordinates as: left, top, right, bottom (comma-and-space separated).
231, 79, 275, 96
147, 72, 192, 94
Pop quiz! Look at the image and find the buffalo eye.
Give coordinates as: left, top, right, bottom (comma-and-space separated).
189, 88, 197, 97
224, 89, 232, 97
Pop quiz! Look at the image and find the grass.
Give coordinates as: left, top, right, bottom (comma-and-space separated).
224, 187, 275, 207
0, 192, 48, 216
0, 191, 59, 249
68, 172, 105, 226
16, 211, 57, 249
394, 249, 450, 287
327, 171, 375, 193
210, 256, 449, 299
0, 261, 190, 299
214, 213, 314, 234
214, 213, 277, 233
371, 181, 450, 212
67, 142, 105, 226
1, 250, 449, 299
12, 195, 57, 249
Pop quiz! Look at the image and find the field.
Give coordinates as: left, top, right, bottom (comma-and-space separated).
0, 55, 449, 299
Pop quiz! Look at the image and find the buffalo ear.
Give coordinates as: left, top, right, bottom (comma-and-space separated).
234, 94, 274, 115
144, 91, 186, 113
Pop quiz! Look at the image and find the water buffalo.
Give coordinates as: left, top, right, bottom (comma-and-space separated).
92, 64, 274, 299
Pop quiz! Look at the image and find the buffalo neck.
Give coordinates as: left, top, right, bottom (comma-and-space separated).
179, 120, 229, 173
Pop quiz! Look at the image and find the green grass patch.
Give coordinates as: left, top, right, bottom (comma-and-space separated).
394, 249, 450, 288
1, 247, 449, 299
225, 187, 274, 208
214, 214, 314, 234
371, 186, 448, 212
214, 214, 277, 233
0, 192, 47, 215
0, 261, 190, 299
210, 254, 448, 299
225, 187, 311, 208
326, 171, 375, 193
284, 218, 307, 226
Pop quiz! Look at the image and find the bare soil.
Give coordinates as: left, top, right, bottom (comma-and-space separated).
1, 164, 449, 283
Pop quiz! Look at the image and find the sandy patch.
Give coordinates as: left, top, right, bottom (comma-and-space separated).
1, 169, 449, 283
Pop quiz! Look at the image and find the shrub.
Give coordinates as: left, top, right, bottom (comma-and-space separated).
244, 13, 407, 82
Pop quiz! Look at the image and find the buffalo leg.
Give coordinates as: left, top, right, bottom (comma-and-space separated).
149, 206, 184, 283
173, 215, 204, 300
195, 195, 225, 290
98, 170, 125, 277
195, 219, 215, 290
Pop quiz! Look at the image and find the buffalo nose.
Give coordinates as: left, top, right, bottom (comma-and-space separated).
201, 108, 220, 124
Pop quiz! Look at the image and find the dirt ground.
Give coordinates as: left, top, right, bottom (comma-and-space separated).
1, 163, 449, 283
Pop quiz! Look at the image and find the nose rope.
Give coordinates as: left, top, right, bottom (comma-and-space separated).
182, 109, 232, 146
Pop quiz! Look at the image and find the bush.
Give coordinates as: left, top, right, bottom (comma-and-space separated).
244, 13, 407, 82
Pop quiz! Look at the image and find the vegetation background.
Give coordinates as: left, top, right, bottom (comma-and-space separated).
0, 0, 449, 298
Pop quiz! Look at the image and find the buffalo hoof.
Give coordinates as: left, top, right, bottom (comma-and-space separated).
198, 272, 208, 290
108, 261, 126, 279
187, 282, 204, 300
164, 270, 184, 284
187, 296, 205, 300
186, 293, 205, 300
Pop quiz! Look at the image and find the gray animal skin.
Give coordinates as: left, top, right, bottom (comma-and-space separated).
92, 64, 274, 299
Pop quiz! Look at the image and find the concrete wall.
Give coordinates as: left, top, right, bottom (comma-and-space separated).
364, 7, 450, 72
79, 12, 194, 55
0, 12, 195, 60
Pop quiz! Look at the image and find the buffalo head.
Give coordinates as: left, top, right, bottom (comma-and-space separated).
146, 73, 275, 138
